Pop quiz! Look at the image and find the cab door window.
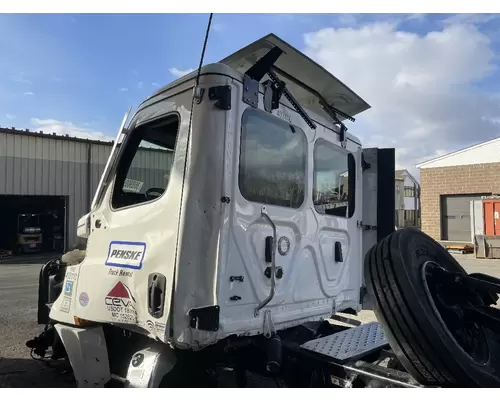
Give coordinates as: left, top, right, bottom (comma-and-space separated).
111, 114, 179, 210
313, 139, 356, 218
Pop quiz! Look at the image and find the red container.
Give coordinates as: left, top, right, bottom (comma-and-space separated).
484, 199, 500, 236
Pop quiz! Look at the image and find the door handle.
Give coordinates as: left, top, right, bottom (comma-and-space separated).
265, 236, 273, 263
148, 273, 166, 319
335, 241, 343, 262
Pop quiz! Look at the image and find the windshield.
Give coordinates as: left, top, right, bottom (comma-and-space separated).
19, 214, 41, 232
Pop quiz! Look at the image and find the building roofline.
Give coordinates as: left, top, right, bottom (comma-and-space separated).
416, 136, 500, 168
0, 126, 174, 155
395, 168, 420, 186
0, 126, 115, 146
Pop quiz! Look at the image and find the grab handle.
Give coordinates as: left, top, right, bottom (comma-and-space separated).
255, 206, 277, 317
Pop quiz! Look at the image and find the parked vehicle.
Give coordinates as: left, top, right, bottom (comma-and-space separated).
17, 213, 43, 254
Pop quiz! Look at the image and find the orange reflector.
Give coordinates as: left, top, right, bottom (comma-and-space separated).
73, 316, 94, 327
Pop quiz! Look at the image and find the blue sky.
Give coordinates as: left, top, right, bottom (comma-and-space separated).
1, 13, 500, 174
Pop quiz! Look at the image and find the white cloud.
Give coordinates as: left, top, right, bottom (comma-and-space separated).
137, 81, 144, 89
30, 118, 113, 142
119, 87, 128, 92
152, 82, 160, 88
169, 67, 195, 78
5, 114, 16, 120
23, 91, 35, 96
303, 22, 499, 177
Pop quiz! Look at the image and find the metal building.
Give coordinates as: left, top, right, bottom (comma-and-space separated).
0, 127, 172, 254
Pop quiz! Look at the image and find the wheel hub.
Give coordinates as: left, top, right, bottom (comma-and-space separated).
422, 261, 491, 365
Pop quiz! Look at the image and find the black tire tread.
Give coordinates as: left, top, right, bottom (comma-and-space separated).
364, 228, 481, 387
375, 233, 447, 384
368, 236, 434, 383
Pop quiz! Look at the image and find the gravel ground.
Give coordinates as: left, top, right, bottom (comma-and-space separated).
0, 253, 498, 388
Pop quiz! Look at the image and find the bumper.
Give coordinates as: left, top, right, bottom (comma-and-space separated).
20, 242, 43, 253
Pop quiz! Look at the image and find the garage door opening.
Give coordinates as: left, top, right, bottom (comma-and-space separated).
0, 195, 66, 257
441, 193, 491, 242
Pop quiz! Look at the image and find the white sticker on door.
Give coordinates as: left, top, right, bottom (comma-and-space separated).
60, 297, 72, 313
105, 241, 146, 270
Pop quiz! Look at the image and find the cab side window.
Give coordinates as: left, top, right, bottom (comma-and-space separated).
313, 139, 355, 218
111, 114, 179, 209
239, 108, 307, 209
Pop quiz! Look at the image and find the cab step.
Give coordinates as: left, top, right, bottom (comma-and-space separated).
300, 322, 389, 364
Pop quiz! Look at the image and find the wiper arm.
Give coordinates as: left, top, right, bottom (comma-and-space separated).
267, 69, 316, 130
242, 44, 354, 142
270, 65, 353, 139
319, 97, 348, 143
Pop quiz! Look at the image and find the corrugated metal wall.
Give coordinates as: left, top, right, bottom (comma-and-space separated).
0, 131, 173, 248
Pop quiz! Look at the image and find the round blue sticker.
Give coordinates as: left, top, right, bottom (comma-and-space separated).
79, 292, 89, 307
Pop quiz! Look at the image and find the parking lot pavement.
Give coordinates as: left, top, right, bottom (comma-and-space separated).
0, 261, 75, 388
454, 253, 500, 277
0, 253, 499, 387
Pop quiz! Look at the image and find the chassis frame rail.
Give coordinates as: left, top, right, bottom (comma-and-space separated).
282, 338, 423, 388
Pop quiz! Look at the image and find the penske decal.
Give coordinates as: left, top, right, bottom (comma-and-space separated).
105, 241, 146, 270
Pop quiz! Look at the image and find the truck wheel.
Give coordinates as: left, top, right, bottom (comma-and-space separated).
365, 227, 500, 387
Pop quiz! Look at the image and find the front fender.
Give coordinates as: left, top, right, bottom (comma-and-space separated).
55, 324, 111, 388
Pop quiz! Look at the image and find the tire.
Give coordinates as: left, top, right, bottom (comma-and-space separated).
364, 227, 500, 387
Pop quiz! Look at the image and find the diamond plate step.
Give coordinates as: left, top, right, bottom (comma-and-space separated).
300, 322, 389, 363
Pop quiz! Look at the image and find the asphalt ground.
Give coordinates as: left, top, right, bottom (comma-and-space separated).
0, 253, 498, 388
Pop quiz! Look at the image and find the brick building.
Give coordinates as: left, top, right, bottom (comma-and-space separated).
417, 137, 500, 243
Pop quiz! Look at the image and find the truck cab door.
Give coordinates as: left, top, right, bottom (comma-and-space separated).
360, 148, 395, 310
50, 94, 192, 344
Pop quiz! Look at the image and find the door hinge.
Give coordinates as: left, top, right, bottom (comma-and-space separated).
242, 74, 259, 108
194, 87, 205, 104
357, 221, 377, 231
208, 85, 232, 110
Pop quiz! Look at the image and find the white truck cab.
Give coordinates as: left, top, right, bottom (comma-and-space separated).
30, 33, 399, 388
